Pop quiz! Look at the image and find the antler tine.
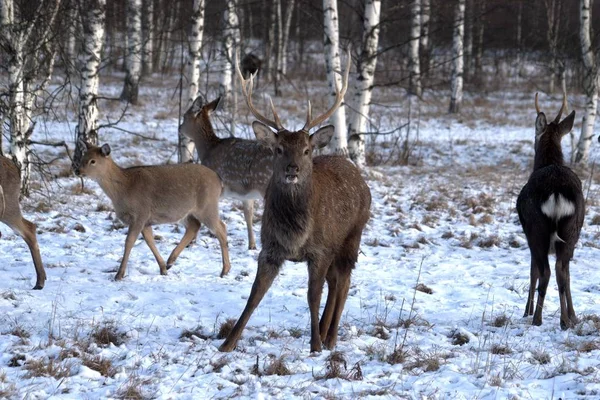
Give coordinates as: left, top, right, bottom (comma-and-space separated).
268, 96, 284, 129
534, 92, 541, 114
235, 49, 283, 131
302, 49, 351, 131
554, 89, 567, 123
304, 100, 312, 129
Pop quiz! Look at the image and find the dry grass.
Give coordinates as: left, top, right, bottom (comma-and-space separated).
490, 344, 512, 355
415, 283, 433, 294
24, 357, 73, 379
263, 355, 292, 376
449, 330, 470, 346
386, 347, 408, 365
530, 349, 551, 365
116, 373, 153, 400
82, 354, 117, 377
91, 321, 128, 347
180, 326, 210, 341
216, 318, 237, 339
492, 314, 510, 328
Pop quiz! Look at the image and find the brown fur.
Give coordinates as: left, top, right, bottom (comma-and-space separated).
220, 125, 371, 353
180, 96, 273, 249
0, 157, 45, 289
77, 144, 230, 280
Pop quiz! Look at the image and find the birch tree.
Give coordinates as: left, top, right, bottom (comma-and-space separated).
219, 0, 240, 134
544, 0, 561, 94
179, 0, 205, 163
408, 0, 422, 97
274, 0, 282, 95
348, 0, 381, 167
420, 0, 431, 77
0, 0, 61, 195
473, 0, 485, 82
120, 0, 142, 104
142, 0, 153, 75
323, 0, 348, 155
280, 0, 295, 76
449, 0, 465, 114
574, 0, 598, 164
73, 0, 106, 170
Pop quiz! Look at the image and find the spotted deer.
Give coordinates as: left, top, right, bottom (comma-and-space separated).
517, 92, 584, 329
179, 96, 273, 250
0, 157, 46, 289
75, 143, 231, 280
219, 51, 371, 353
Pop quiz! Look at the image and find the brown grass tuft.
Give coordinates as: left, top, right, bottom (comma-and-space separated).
415, 283, 433, 294
91, 321, 127, 347
24, 357, 73, 379
490, 344, 512, 355
217, 318, 237, 339
82, 354, 117, 377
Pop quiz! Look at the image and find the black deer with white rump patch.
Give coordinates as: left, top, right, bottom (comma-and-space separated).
517, 92, 584, 330
219, 51, 371, 353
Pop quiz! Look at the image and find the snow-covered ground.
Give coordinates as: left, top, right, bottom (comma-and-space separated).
1, 75, 600, 399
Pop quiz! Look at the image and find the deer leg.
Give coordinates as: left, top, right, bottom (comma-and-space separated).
307, 255, 333, 353
166, 217, 200, 270
204, 215, 231, 277
319, 266, 338, 343
141, 226, 167, 275
532, 254, 551, 326
324, 268, 351, 350
556, 242, 577, 329
219, 251, 283, 352
242, 200, 256, 250
115, 222, 144, 281
524, 258, 539, 317
12, 217, 46, 290
564, 261, 577, 326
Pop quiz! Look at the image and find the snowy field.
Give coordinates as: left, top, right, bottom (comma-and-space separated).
2, 75, 600, 399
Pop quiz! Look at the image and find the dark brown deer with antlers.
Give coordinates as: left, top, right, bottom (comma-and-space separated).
0, 156, 46, 289
219, 51, 371, 353
517, 92, 584, 330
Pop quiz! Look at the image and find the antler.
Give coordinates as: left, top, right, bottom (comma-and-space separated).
534, 92, 541, 114
236, 51, 284, 131
302, 49, 351, 131
554, 90, 567, 123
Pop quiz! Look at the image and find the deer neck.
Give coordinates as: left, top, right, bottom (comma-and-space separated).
266, 177, 314, 238
193, 123, 221, 161
533, 141, 564, 171
95, 160, 130, 203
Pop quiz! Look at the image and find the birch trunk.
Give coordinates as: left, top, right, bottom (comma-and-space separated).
575, 0, 598, 164
280, 0, 294, 75
463, 0, 473, 80
274, 0, 282, 96
142, 0, 153, 75
420, 0, 431, 77
74, 0, 106, 170
120, 0, 142, 104
473, 0, 485, 82
219, 0, 240, 134
323, 0, 347, 155
449, 0, 465, 114
179, 0, 205, 163
348, 0, 381, 168
544, 0, 561, 94
408, 0, 421, 97
264, 0, 275, 82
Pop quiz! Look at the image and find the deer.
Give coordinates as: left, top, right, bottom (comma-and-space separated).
0, 156, 46, 289
517, 91, 584, 330
179, 96, 273, 250
75, 142, 231, 280
219, 51, 372, 353
241, 53, 262, 86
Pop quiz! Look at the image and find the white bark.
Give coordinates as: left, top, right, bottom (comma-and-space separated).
274, 0, 282, 95
219, 0, 240, 134
575, 0, 598, 164
348, 0, 381, 167
544, 0, 561, 94
74, 0, 105, 169
121, 0, 142, 104
408, 0, 421, 97
280, 0, 294, 75
142, 0, 153, 75
449, 0, 465, 114
265, 0, 275, 82
323, 0, 347, 155
419, 0, 431, 77
179, 0, 205, 163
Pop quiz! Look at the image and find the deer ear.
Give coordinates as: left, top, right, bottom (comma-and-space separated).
252, 121, 277, 146
100, 144, 111, 157
190, 95, 204, 116
206, 97, 222, 113
558, 110, 575, 137
535, 113, 547, 136
310, 125, 335, 149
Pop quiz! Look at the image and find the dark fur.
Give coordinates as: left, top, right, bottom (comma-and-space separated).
241, 53, 262, 78
220, 126, 371, 353
516, 105, 584, 329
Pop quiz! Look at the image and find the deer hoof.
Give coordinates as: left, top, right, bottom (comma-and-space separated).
218, 342, 235, 352
32, 284, 44, 290
114, 273, 124, 281
166, 264, 174, 270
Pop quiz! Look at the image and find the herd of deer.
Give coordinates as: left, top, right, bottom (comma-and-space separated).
0, 52, 586, 352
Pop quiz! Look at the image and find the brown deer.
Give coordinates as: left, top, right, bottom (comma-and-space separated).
179, 96, 273, 250
517, 92, 584, 330
75, 143, 231, 280
241, 53, 262, 86
219, 52, 371, 353
0, 157, 46, 289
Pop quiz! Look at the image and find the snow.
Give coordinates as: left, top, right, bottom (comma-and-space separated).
1, 77, 600, 399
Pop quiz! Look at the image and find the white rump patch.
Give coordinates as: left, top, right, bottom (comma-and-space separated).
541, 194, 575, 220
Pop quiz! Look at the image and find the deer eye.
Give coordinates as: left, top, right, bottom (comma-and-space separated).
304, 148, 310, 156
90, 159, 96, 165
276, 147, 283, 155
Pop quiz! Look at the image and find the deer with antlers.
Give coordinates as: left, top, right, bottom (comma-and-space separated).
517, 92, 584, 329
219, 51, 371, 353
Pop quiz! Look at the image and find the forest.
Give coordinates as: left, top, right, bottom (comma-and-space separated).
1, 0, 600, 398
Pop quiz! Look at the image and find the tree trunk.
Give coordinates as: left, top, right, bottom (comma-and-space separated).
264, 0, 275, 82
179, 0, 205, 163
323, 0, 347, 155
219, 0, 240, 134
142, 0, 153, 75
281, 0, 295, 75
74, 0, 106, 170
420, 0, 431, 78
473, 0, 485, 82
274, 0, 282, 96
449, 0, 465, 114
544, 0, 561, 94
463, 0, 473, 81
348, 0, 381, 168
575, 0, 598, 165
408, 0, 421, 97
120, 0, 142, 104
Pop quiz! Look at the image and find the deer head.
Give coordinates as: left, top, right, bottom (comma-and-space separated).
179, 96, 222, 142
236, 50, 350, 187
75, 143, 113, 179
534, 91, 576, 152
